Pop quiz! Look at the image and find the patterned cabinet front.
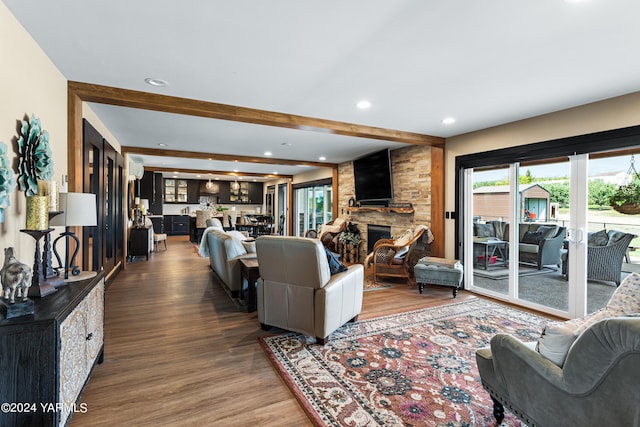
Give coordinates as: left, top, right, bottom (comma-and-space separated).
84, 281, 105, 368
58, 279, 104, 426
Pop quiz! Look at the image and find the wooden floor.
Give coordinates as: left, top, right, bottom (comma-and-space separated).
69, 236, 492, 427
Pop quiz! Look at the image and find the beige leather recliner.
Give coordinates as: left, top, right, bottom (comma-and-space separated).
256, 236, 364, 344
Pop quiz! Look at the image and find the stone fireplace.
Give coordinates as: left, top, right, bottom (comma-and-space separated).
367, 224, 391, 253
338, 144, 435, 261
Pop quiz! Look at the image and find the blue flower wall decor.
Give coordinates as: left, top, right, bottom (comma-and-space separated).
0, 141, 16, 223
17, 115, 54, 196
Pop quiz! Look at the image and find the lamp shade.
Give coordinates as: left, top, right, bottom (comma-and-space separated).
50, 193, 97, 227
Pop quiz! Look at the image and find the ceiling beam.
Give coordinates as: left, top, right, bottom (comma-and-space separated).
69, 81, 444, 147
148, 166, 293, 180
123, 146, 334, 168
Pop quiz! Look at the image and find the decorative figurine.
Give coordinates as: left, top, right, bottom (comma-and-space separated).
1, 247, 33, 304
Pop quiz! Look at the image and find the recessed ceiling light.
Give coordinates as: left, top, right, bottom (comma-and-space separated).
356, 100, 371, 109
281, 142, 291, 146
273, 171, 279, 175
196, 175, 201, 178
442, 117, 456, 125
144, 78, 168, 87
319, 156, 326, 161
172, 175, 178, 178
233, 169, 239, 173
264, 151, 272, 156
158, 143, 168, 147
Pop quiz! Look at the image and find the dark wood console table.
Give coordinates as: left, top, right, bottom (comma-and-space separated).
239, 258, 259, 313
0, 272, 105, 426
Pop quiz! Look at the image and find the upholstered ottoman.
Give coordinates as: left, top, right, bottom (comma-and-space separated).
414, 257, 463, 298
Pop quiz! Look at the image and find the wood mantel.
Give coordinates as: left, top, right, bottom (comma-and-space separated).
347, 206, 415, 214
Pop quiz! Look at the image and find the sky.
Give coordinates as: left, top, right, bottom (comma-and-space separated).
474, 155, 634, 182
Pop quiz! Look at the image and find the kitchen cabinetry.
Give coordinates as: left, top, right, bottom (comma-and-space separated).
248, 182, 263, 204
0, 273, 105, 427
221, 181, 263, 204
164, 179, 201, 204
138, 172, 164, 215
164, 179, 188, 203
164, 215, 190, 235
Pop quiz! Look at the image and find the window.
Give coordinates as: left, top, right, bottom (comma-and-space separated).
293, 179, 333, 237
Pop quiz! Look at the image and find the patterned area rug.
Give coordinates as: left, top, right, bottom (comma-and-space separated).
260, 299, 547, 426
363, 268, 396, 291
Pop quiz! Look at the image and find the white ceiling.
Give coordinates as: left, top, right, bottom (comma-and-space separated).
5, 0, 640, 180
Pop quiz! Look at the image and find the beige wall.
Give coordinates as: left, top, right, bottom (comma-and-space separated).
292, 167, 333, 184
445, 91, 640, 258
83, 103, 122, 152
0, 2, 68, 267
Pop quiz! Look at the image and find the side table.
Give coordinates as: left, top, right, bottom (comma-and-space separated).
129, 226, 150, 260
239, 257, 259, 313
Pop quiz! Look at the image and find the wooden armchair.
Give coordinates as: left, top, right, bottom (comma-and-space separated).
305, 217, 348, 253
369, 225, 433, 285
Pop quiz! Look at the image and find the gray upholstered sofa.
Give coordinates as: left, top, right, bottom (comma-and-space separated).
204, 229, 257, 297
255, 236, 364, 344
476, 317, 640, 426
474, 221, 566, 269
476, 272, 640, 426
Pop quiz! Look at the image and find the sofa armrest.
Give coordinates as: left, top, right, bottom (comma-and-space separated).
315, 264, 364, 338
490, 334, 565, 389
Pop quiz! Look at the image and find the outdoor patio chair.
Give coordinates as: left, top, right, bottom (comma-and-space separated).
587, 230, 636, 286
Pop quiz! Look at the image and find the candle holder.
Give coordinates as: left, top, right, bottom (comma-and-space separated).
20, 228, 57, 298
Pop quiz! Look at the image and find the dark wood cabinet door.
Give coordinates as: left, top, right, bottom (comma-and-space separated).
187, 180, 200, 203
218, 181, 230, 203
248, 182, 264, 204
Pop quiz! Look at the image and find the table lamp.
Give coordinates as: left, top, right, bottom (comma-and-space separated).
50, 192, 97, 280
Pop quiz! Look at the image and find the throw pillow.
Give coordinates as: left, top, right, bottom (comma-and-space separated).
536, 321, 581, 367
573, 272, 640, 335
521, 231, 543, 244
607, 230, 627, 245
588, 229, 609, 246
241, 240, 256, 253
535, 225, 555, 239
474, 223, 495, 238
325, 247, 348, 275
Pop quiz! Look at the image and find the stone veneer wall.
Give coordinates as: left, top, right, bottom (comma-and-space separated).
338, 145, 433, 262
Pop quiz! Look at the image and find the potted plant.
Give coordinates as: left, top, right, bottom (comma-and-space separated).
338, 231, 362, 263
338, 231, 362, 246
610, 177, 640, 214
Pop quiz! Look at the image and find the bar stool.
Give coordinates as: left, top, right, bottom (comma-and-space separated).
153, 232, 168, 251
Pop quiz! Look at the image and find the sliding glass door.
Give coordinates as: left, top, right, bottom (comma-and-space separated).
293, 181, 333, 237
465, 157, 586, 317
462, 147, 640, 318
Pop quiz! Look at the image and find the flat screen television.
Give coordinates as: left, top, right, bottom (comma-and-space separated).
353, 148, 393, 204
